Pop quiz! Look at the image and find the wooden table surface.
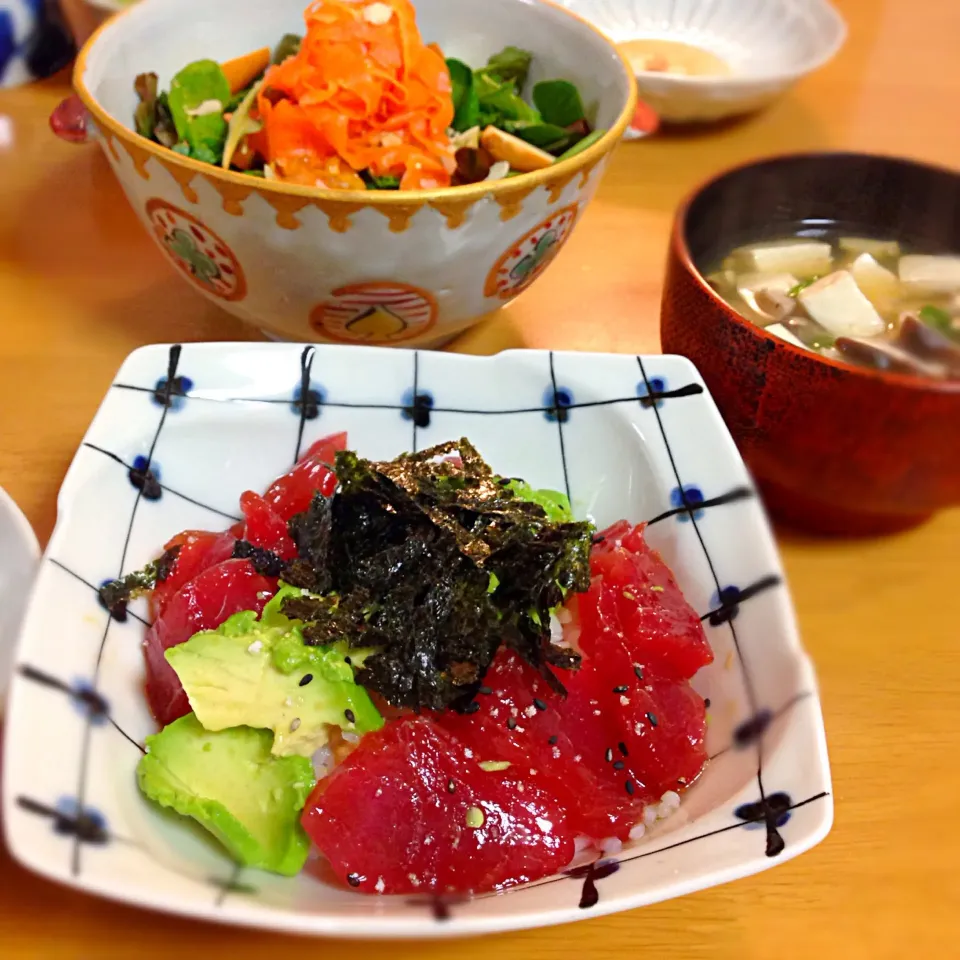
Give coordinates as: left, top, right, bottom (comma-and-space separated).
1, 0, 959, 956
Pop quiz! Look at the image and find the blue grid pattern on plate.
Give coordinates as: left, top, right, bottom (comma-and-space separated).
12, 344, 827, 919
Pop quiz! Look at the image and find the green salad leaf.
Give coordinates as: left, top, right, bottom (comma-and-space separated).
533, 79, 586, 127
476, 73, 539, 125
447, 57, 481, 132
167, 59, 231, 163
364, 173, 402, 190
508, 121, 574, 153
477, 45, 532, 91
556, 128, 605, 161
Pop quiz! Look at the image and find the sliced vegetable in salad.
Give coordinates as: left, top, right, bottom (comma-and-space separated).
132, 0, 605, 190
115, 434, 712, 891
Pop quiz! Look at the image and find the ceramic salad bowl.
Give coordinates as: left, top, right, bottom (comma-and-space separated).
2, 343, 832, 937
61, 0, 635, 347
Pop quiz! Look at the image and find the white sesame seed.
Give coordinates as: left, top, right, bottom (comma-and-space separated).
490, 708, 500, 718
424, 836, 433, 845
524, 705, 537, 718
362, 2, 394, 24
375, 788, 382, 797
620, 695, 630, 706
247, 640, 263, 654
408, 873, 420, 887
552, 746, 561, 759
517, 783, 525, 792
290, 717, 301, 732
593, 710, 602, 716
634, 721, 643, 734
375, 877, 385, 893
574, 755, 581, 762
463, 747, 473, 758
515, 725, 526, 733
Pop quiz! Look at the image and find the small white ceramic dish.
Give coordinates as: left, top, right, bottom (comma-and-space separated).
560, 0, 846, 123
2, 343, 831, 937
0, 487, 40, 712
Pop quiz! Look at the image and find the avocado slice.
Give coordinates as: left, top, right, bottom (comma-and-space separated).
137, 714, 314, 875
166, 584, 382, 757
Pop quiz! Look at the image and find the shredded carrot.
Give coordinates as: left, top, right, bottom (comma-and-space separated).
256, 0, 455, 190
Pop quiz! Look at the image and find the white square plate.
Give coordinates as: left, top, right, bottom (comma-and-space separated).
2, 343, 831, 938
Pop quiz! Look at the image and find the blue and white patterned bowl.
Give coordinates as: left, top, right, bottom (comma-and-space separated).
1, 344, 832, 937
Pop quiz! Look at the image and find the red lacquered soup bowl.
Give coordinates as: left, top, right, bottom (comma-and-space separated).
661, 152, 960, 535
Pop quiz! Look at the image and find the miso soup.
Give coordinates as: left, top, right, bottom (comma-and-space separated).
706, 229, 960, 381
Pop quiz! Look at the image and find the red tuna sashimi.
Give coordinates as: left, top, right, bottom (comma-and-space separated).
264, 432, 345, 522
575, 522, 711, 796
437, 649, 645, 839
611, 677, 708, 795
144, 559, 276, 725
585, 521, 713, 681
238, 491, 298, 559
149, 530, 236, 620
302, 717, 575, 895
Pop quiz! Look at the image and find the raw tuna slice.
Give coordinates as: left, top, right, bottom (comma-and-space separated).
302, 717, 575, 894
149, 530, 236, 621
585, 521, 713, 681
437, 649, 645, 839
264, 432, 345, 522
144, 559, 275, 726
238, 490, 298, 559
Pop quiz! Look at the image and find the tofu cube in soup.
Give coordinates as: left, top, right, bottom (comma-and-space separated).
838, 237, 901, 260
798, 271, 887, 338
733, 241, 832, 277
850, 253, 900, 308
899, 255, 960, 295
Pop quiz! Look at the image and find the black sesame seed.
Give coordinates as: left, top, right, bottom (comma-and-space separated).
612, 685, 628, 694
625, 780, 635, 796
347, 873, 361, 887
613, 760, 625, 770
533, 698, 547, 712
618, 741, 628, 757
646, 712, 659, 727
447, 779, 456, 794
634, 665, 644, 681
299, 673, 313, 687
463, 701, 480, 715
604, 747, 613, 762
344, 656, 352, 665
704, 698, 711, 708
507, 717, 517, 730
548, 735, 559, 745
344, 709, 356, 724
478, 685, 493, 695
